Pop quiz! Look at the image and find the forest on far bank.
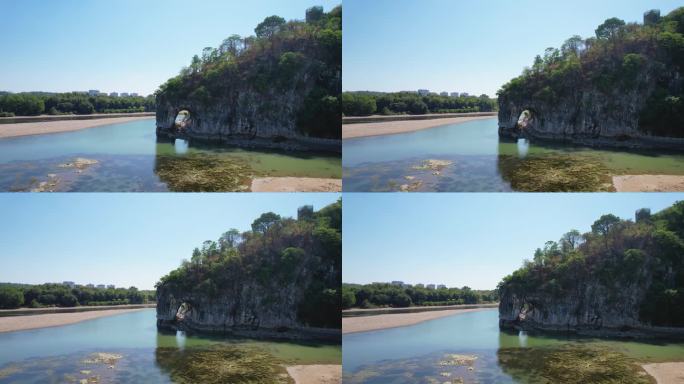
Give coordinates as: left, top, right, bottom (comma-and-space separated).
0, 283, 155, 309
342, 91, 497, 116
342, 282, 498, 309
0, 92, 155, 117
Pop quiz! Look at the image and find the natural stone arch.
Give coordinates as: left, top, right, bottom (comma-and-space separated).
517, 108, 535, 130
175, 302, 192, 322
174, 108, 195, 133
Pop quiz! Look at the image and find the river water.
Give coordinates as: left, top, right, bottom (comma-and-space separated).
343, 118, 684, 192
343, 309, 684, 383
0, 119, 341, 192
0, 309, 341, 383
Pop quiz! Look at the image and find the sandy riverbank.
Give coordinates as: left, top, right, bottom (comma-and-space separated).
343, 307, 494, 334
613, 175, 684, 192
0, 308, 148, 333
342, 115, 495, 139
286, 365, 341, 384
642, 362, 684, 384
0, 116, 154, 139
250, 177, 341, 192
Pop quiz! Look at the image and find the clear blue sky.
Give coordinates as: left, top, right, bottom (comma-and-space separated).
0, 0, 339, 96
343, 0, 682, 96
343, 193, 684, 290
0, 193, 339, 290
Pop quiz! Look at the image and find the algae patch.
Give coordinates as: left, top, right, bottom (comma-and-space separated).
154, 345, 291, 384
497, 154, 613, 192
497, 345, 651, 384
154, 153, 254, 192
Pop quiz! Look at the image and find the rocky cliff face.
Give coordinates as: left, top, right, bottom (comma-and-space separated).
156, 280, 339, 341
155, 69, 341, 152
156, 202, 342, 341
497, 7, 684, 148
497, 83, 684, 150
498, 205, 684, 338
499, 285, 684, 338
155, 6, 342, 152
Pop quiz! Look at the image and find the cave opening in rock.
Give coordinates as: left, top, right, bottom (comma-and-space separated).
175, 302, 191, 322
174, 110, 192, 131
517, 109, 533, 130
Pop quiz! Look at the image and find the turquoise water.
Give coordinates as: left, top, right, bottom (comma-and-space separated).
343, 118, 684, 192
342, 309, 684, 383
0, 119, 341, 191
0, 309, 341, 383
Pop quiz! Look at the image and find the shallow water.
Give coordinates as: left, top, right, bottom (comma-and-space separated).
343, 118, 684, 192
342, 309, 684, 383
0, 309, 341, 383
0, 119, 341, 191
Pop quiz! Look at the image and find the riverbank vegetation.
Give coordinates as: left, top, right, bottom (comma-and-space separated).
498, 201, 684, 327
0, 283, 155, 309
498, 7, 684, 137
157, 200, 342, 329
156, 5, 341, 139
342, 283, 497, 309
0, 92, 155, 117
342, 91, 497, 116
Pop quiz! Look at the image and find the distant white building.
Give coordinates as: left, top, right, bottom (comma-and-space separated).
107, 284, 115, 289
426, 284, 436, 290
417, 89, 430, 96
62, 281, 75, 288
391, 280, 404, 286
439, 92, 448, 97
460, 92, 469, 97
120, 92, 129, 97
109, 92, 119, 97
450, 92, 460, 98
402, 283, 412, 288
88, 90, 100, 96
437, 284, 447, 289
130, 93, 139, 97
96, 284, 105, 289
415, 283, 424, 288
86, 283, 95, 288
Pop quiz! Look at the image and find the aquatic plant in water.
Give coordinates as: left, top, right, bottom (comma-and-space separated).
154, 153, 255, 192
497, 154, 613, 192
497, 345, 651, 384
344, 352, 484, 384
155, 345, 291, 384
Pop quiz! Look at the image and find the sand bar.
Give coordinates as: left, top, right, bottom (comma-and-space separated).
250, 177, 341, 192
0, 115, 154, 139
343, 307, 495, 334
613, 175, 684, 192
0, 308, 149, 333
642, 362, 684, 384
342, 115, 496, 139
286, 365, 341, 384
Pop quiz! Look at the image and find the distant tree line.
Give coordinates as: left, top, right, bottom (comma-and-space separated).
342, 282, 498, 309
342, 91, 497, 116
498, 7, 684, 137
0, 283, 155, 309
0, 92, 155, 117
